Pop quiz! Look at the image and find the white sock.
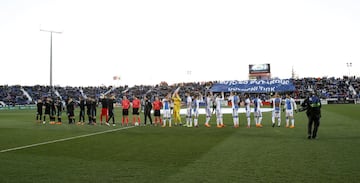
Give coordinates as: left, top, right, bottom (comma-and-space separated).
194, 119, 198, 126
247, 118, 250, 126
278, 117, 281, 126
291, 119, 294, 126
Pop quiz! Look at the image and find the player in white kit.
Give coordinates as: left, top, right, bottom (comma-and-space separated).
244, 94, 251, 128
271, 93, 282, 127
204, 92, 213, 128
185, 91, 193, 127
228, 92, 240, 128
284, 93, 297, 128
162, 93, 172, 127
192, 93, 202, 127
215, 92, 225, 128
253, 95, 263, 128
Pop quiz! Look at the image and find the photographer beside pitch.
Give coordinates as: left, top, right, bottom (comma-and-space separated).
300, 91, 322, 139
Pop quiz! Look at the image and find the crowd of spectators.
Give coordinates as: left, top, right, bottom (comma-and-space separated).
0, 77, 359, 106
292, 77, 358, 99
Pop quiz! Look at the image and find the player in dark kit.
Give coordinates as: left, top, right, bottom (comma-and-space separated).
36, 99, 43, 123
43, 98, 51, 124
107, 95, 116, 126
49, 98, 56, 124
86, 98, 93, 124
55, 97, 63, 124
66, 98, 75, 124
100, 95, 109, 126
90, 98, 97, 124
78, 97, 86, 125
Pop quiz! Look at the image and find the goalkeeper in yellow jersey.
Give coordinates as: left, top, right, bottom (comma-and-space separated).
172, 87, 182, 126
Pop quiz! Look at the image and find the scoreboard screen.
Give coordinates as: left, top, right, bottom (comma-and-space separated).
249, 64, 271, 74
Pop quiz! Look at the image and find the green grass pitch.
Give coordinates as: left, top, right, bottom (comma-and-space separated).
0, 104, 359, 183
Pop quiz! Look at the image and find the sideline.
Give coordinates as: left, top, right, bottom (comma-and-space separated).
0, 126, 134, 153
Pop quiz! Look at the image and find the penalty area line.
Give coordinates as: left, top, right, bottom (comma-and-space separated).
0, 126, 134, 153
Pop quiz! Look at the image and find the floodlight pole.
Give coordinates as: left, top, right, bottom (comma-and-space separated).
40, 29, 62, 97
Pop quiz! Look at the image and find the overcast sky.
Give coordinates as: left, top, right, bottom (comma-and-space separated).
0, 0, 359, 87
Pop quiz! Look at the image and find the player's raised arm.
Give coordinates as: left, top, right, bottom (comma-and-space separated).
198, 92, 204, 102
173, 87, 181, 97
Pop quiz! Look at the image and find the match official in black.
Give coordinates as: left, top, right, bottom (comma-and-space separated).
143, 96, 152, 125
301, 91, 322, 139
107, 95, 116, 126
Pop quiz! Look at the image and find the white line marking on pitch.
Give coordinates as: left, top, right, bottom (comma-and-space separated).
0, 126, 134, 153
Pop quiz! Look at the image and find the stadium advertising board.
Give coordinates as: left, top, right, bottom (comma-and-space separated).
210, 79, 295, 93
249, 64, 270, 74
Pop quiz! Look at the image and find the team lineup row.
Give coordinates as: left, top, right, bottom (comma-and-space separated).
35, 90, 298, 129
